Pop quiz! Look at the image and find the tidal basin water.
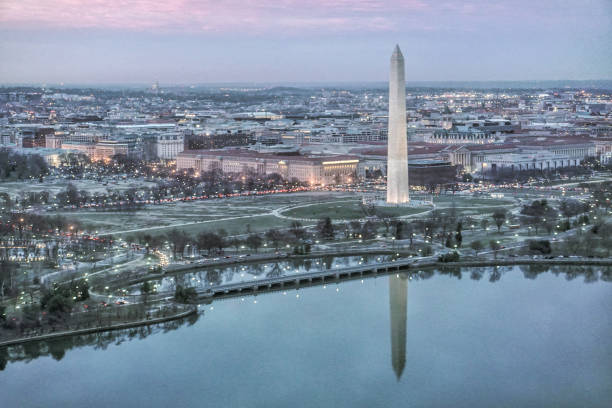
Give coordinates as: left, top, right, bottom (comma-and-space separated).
1, 264, 611, 407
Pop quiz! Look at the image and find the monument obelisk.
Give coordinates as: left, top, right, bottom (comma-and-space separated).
386, 45, 410, 204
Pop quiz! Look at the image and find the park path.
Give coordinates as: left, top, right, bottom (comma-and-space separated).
96, 212, 272, 236
43, 252, 146, 285
272, 199, 435, 222
93, 194, 522, 236
272, 199, 358, 222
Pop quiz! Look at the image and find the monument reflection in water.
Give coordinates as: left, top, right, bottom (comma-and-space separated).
389, 273, 408, 380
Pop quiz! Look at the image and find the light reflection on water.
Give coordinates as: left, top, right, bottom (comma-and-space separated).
131, 255, 394, 294
1, 265, 611, 408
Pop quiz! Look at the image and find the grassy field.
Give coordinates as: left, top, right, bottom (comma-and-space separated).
281, 200, 430, 220
530, 177, 609, 187
59, 200, 270, 231
279, 196, 515, 221
54, 191, 525, 237
55, 192, 355, 234
113, 214, 307, 238
432, 206, 513, 217
432, 196, 514, 207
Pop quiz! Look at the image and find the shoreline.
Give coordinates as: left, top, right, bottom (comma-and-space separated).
195, 256, 612, 301
4, 257, 610, 348
0, 306, 196, 348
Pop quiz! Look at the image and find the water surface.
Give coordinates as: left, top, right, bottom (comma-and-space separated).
2, 265, 611, 407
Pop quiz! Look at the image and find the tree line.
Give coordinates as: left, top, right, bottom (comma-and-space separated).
0, 149, 48, 180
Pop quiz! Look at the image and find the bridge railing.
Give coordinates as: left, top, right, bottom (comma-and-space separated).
199, 259, 413, 293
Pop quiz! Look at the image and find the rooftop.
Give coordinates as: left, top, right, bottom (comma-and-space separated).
179, 149, 359, 164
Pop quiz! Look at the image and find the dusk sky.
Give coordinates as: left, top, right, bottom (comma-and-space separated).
1, 0, 610, 85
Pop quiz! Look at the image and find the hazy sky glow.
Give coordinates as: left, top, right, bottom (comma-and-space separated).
1, 0, 610, 84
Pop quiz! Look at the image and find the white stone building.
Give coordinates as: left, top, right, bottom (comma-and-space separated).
153, 133, 184, 160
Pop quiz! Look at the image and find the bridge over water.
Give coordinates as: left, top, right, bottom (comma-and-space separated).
195, 256, 612, 302
197, 259, 417, 301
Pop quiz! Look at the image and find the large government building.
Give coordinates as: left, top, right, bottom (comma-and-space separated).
176, 149, 359, 185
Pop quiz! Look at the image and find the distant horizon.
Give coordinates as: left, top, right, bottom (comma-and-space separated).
2, 79, 612, 91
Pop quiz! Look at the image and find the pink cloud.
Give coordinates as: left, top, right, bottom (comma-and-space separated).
1, 1, 600, 34
0, 0, 427, 33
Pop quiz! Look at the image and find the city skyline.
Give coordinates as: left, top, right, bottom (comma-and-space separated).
1, 0, 611, 84
1, 1, 612, 406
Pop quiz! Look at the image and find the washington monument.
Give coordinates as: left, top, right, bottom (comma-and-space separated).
386, 45, 410, 204
389, 274, 408, 380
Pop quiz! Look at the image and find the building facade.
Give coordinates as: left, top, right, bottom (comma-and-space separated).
155, 133, 184, 160
176, 149, 359, 185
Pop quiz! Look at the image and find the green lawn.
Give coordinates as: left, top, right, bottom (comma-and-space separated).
432, 197, 514, 207
433, 206, 514, 217
282, 200, 429, 220
112, 214, 307, 238
56, 192, 522, 238
59, 200, 270, 233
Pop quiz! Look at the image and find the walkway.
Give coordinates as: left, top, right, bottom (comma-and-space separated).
196, 256, 612, 301
96, 212, 272, 236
